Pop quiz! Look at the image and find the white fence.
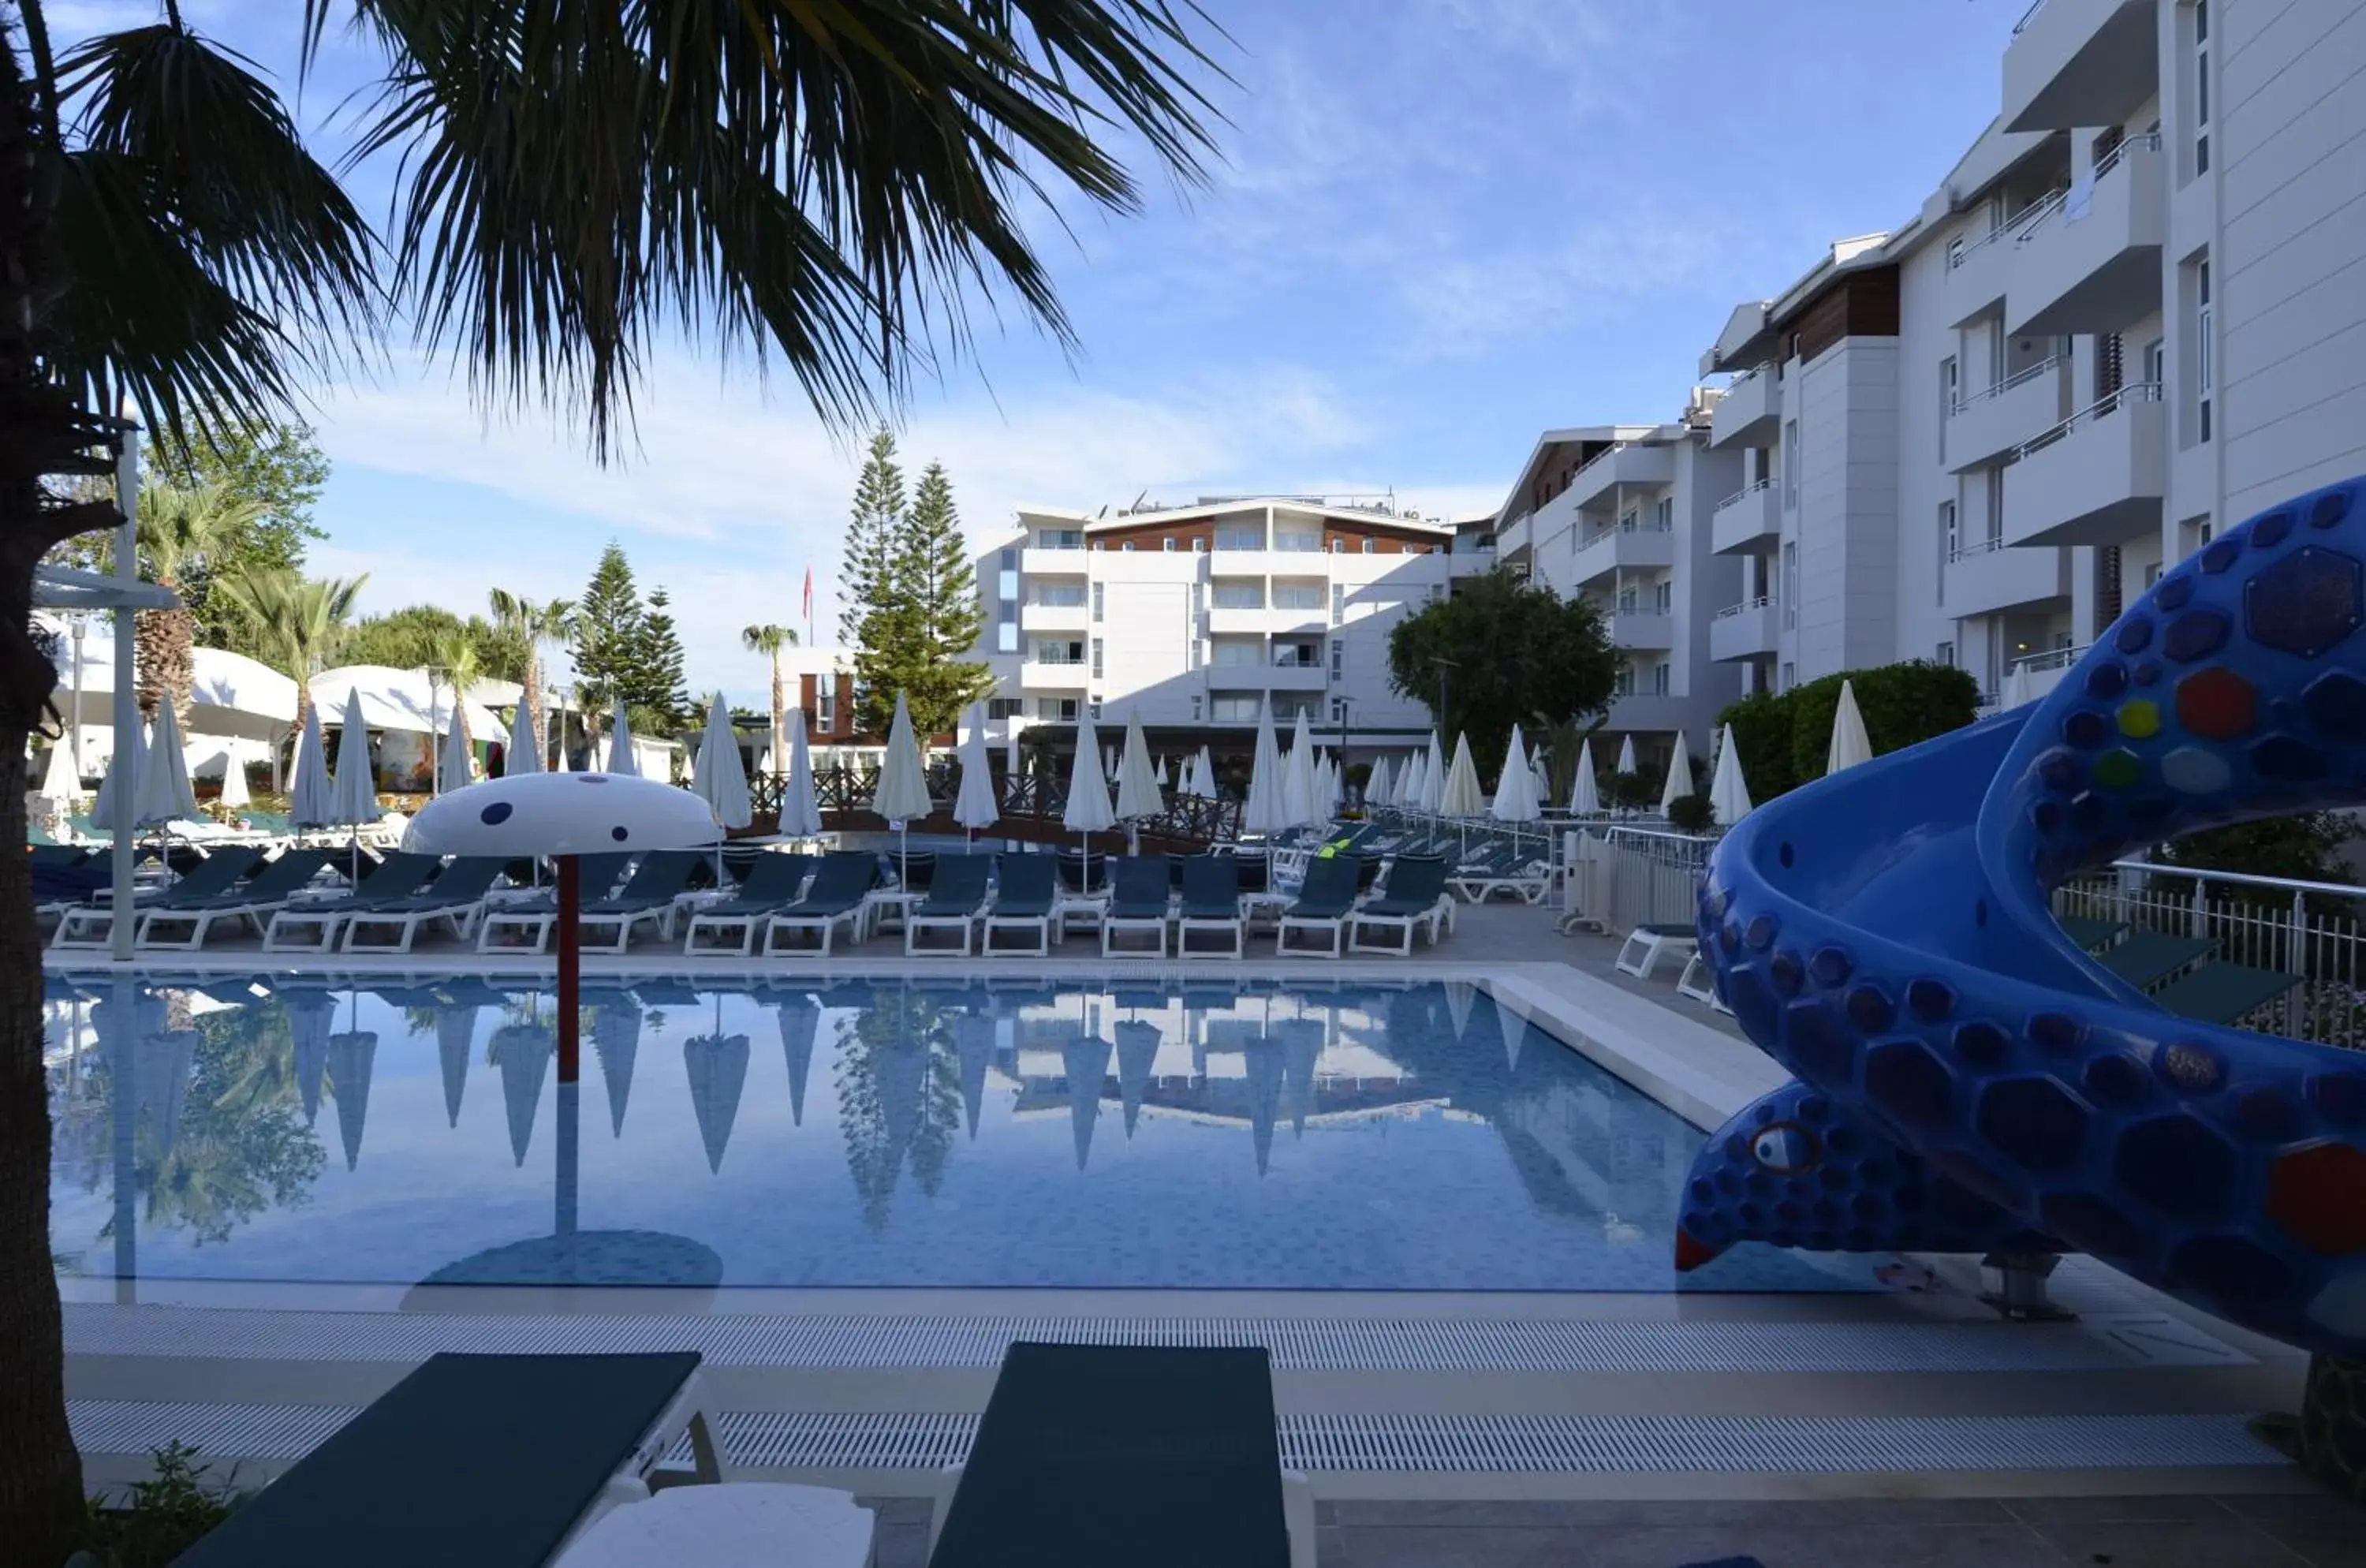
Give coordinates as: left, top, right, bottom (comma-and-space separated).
1564, 825, 1716, 937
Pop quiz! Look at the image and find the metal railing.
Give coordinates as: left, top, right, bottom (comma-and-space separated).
2012, 0, 2047, 35
2011, 642, 2091, 674
1946, 191, 2062, 271
1577, 514, 1674, 552
1953, 354, 2065, 414
1714, 476, 1774, 513
2013, 382, 2162, 461
2015, 133, 2160, 244
1565, 825, 1719, 935
1948, 534, 2010, 562
1714, 595, 1771, 621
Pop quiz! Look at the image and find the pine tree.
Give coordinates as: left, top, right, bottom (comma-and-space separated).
899, 462, 995, 741
633, 587, 692, 732
573, 543, 644, 728
842, 427, 909, 734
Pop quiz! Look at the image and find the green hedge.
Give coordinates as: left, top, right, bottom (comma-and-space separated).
1716, 659, 1980, 803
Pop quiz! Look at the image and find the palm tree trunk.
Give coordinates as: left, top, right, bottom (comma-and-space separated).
770, 651, 786, 772
522, 659, 543, 760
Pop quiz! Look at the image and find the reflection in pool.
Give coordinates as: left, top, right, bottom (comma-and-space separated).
45, 975, 1883, 1293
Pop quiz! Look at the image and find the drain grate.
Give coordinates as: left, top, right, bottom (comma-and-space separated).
65, 1305, 2226, 1374
69, 1401, 2282, 1474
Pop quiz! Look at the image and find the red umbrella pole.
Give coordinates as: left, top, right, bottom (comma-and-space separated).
557, 853, 580, 1083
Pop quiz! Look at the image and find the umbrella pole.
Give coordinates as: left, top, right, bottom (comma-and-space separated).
556, 854, 580, 1084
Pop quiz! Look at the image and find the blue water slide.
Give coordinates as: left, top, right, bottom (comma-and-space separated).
1686, 476, 2366, 1354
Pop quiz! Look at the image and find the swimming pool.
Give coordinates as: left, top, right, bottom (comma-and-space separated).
46, 975, 1878, 1294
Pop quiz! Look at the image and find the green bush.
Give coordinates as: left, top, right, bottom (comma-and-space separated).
1717, 659, 1980, 803
1666, 793, 1716, 834
69, 1443, 246, 1568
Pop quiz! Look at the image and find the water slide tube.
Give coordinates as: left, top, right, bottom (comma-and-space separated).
1683, 476, 2366, 1354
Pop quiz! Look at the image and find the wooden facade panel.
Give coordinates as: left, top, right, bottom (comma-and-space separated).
1786, 265, 1901, 364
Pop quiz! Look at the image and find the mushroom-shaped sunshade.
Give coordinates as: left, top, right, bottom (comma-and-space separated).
405, 771, 720, 858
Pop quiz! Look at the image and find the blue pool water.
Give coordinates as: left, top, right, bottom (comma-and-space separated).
46, 975, 1883, 1293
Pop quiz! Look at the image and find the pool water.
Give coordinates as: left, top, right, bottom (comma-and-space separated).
46, 976, 1880, 1293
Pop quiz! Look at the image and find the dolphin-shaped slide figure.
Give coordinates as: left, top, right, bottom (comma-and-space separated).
1689, 476, 2366, 1354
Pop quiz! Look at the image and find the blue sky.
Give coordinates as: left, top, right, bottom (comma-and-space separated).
57, 0, 2028, 701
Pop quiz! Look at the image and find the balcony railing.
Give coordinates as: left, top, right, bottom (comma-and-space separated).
2014, 133, 2159, 245
2013, 382, 2161, 461
1714, 477, 1774, 513
1714, 595, 1771, 621
1030, 655, 1086, 667
1577, 513, 1674, 551
2012, 0, 2047, 35
1946, 191, 2062, 271
1953, 354, 2065, 415
2013, 642, 2092, 674
1948, 534, 2010, 563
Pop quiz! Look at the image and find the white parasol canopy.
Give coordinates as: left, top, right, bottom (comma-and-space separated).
953, 703, 999, 833
36, 737, 80, 803
2003, 659, 2036, 710
1193, 745, 1216, 800
1708, 722, 1754, 827
1394, 749, 1423, 808
289, 703, 334, 828
1615, 734, 1638, 776
136, 701, 200, 827
1569, 737, 1601, 814
90, 715, 144, 827
1241, 698, 1289, 835
1827, 678, 1875, 773
1062, 707, 1117, 834
1491, 722, 1542, 823
692, 693, 752, 830
1420, 732, 1446, 813
604, 697, 640, 776
1153, 754, 1170, 789
1282, 711, 1320, 827
214, 745, 251, 810
778, 708, 823, 838
1114, 707, 1165, 821
875, 693, 931, 824
1364, 754, 1393, 809
504, 699, 543, 775
1439, 734, 1484, 819
329, 688, 380, 827
1659, 730, 1694, 816
436, 707, 474, 794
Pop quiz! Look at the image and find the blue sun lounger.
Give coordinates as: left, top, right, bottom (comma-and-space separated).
983, 854, 1061, 957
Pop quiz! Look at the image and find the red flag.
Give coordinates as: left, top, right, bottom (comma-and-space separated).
802, 567, 812, 618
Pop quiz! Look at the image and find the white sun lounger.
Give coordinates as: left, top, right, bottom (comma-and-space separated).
1614, 922, 1697, 981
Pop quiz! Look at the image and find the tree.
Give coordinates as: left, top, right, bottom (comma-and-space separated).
741, 624, 797, 764
571, 544, 644, 732
0, 2, 1222, 1553
147, 420, 330, 651
127, 479, 262, 723
213, 569, 365, 747
431, 629, 481, 782
631, 587, 691, 734
491, 591, 573, 753
897, 462, 995, 741
1385, 569, 1620, 766
339, 605, 526, 684
842, 427, 908, 734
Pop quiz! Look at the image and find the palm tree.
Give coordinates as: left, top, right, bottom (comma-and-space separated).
0, 5, 1220, 1555
741, 623, 797, 768
488, 590, 572, 755
431, 628, 480, 785
216, 569, 365, 766
125, 479, 262, 725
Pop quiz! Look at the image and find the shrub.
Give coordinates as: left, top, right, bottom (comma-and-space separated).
69, 1443, 247, 1568
1712, 689, 1797, 804
1718, 660, 1980, 802
1666, 793, 1717, 834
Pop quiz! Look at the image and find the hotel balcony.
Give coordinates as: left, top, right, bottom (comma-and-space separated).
1604, 693, 1694, 735
1208, 547, 1332, 578
1020, 547, 1088, 575
1569, 519, 1676, 585
1207, 604, 1326, 637
1018, 659, 1090, 692
1609, 610, 1675, 651
2002, 0, 2159, 135
1018, 602, 1089, 634
1708, 366, 1780, 449
1215, 662, 1328, 693
2005, 136, 2163, 338
1942, 536, 2073, 618
1947, 357, 2069, 472
1566, 442, 1677, 513
1711, 480, 1782, 556
1709, 597, 1779, 663
2002, 386, 2166, 549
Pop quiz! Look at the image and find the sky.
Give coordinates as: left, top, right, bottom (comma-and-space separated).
54, 0, 2029, 704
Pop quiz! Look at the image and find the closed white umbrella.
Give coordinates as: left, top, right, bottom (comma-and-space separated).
1114, 707, 1164, 822
1282, 712, 1320, 827
779, 709, 823, 839
90, 715, 145, 830
1364, 755, 1392, 810
953, 703, 999, 837
875, 692, 931, 887
1827, 678, 1875, 773
1531, 752, 1551, 806
289, 702, 334, 829
1242, 699, 1289, 836
36, 737, 80, 804
329, 687, 380, 827
437, 707, 474, 793
136, 701, 199, 827
1006, 728, 1021, 782
1153, 753, 1170, 789
1419, 732, 1446, 814
1194, 745, 1217, 800
214, 747, 251, 811
2003, 659, 2036, 710
1063, 706, 1117, 882
1708, 722, 1754, 827
604, 697, 639, 776
1394, 749, 1423, 809
1659, 730, 1693, 816
692, 693, 752, 831
1439, 734, 1483, 819
1615, 734, 1638, 777
1569, 737, 1602, 815
1491, 722, 1542, 823
505, 700, 543, 775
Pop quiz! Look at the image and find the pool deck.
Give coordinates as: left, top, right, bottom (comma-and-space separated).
51, 898, 2356, 1560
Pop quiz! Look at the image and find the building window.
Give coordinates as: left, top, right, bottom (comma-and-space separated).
1037, 528, 1083, 550
1939, 498, 1958, 572
817, 685, 835, 730
1360, 537, 1375, 554
2144, 338, 2166, 388
1274, 528, 1320, 552
1039, 583, 1085, 607
1211, 582, 1263, 610
1191, 694, 1204, 720
2194, 0, 2211, 175
1619, 508, 1638, 532
1088, 700, 1102, 719
1329, 638, 1344, 678
1163, 536, 1176, 552
1652, 661, 1671, 696
1985, 476, 2005, 545
1272, 583, 1323, 610
1090, 638, 1103, 678
1210, 696, 1260, 722
1212, 641, 1261, 668
1330, 584, 1345, 625
1330, 698, 1348, 724
1000, 547, 1017, 569
987, 697, 1022, 719
997, 618, 1017, 655
1780, 661, 1795, 693
1782, 420, 1800, 510
1654, 579, 1672, 614
1190, 581, 1205, 618
1655, 496, 1673, 530
2196, 257, 2214, 442
1328, 538, 1343, 554
1782, 543, 1798, 629
1188, 637, 1202, 670
1092, 582, 1104, 622
1936, 640, 1955, 669
1191, 538, 1204, 554
1941, 355, 1957, 420
1214, 523, 1262, 551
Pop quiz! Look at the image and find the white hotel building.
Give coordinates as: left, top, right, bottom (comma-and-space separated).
969, 498, 1487, 756
1496, 0, 2365, 756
